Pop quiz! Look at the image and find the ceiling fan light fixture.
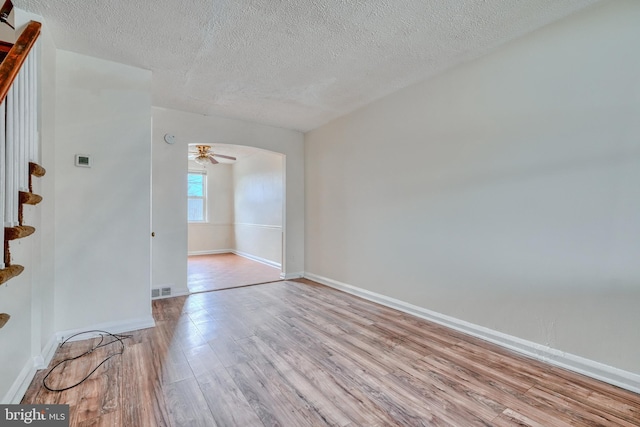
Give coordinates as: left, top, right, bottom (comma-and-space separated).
194, 156, 208, 166
189, 144, 235, 165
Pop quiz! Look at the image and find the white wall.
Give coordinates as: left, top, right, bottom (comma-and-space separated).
233, 149, 284, 266
0, 10, 56, 403
187, 161, 233, 255
152, 107, 304, 281
151, 129, 187, 294
305, 0, 640, 382
34, 9, 57, 364
54, 50, 153, 332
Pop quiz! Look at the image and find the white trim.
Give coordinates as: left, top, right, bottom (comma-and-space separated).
2, 333, 59, 404
304, 272, 640, 395
172, 289, 190, 298
281, 271, 304, 280
188, 249, 233, 256
232, 250, 281, 269
34, 334, 58, 369
3, 356, 38, 404
234, 222, 282, 230
56, 316, 156, 343
186, 249, 282, 269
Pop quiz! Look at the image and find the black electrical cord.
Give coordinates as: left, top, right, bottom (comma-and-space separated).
42, 330, 132, 392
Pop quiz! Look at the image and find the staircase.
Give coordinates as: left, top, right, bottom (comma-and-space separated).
0, 20, 43, 291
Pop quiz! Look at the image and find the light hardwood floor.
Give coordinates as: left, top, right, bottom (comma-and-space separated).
23, 279, 640, 426
188, 253, 282, 293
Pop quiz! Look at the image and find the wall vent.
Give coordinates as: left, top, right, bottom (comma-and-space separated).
152, 287, 172, 298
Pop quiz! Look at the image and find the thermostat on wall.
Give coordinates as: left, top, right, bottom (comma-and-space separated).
75, 154, 92, 167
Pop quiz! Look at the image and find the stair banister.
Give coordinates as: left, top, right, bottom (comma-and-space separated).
0, 20, 40, 104
0, 19, 43, 284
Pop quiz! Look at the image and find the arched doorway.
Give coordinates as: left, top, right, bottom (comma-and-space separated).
150, 107, 304, 300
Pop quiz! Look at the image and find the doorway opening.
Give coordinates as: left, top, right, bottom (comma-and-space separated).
186, 144, 285, 293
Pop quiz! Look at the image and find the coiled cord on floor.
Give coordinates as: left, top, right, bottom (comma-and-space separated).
43, 330, 132, 392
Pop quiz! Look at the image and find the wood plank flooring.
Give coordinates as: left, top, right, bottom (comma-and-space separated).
22, 279, 640, 426
187, 253, 282, 293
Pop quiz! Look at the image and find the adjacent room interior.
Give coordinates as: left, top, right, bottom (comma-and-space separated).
186, 143, 284, 293
1, 0, 639, 425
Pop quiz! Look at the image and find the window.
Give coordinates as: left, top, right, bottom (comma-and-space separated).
188, 171, 206, 222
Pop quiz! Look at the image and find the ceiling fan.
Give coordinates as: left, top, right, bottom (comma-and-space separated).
188, 145, 236, 165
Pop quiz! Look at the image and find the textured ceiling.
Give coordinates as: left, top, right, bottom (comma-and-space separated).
16, 0, 600, 132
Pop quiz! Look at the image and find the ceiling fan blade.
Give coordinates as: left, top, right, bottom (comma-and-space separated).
208, 156, 219, 164
213, 154, 237, 161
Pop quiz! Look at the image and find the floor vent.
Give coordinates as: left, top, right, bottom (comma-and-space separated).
151, 288, 160, 298
161, 287, 171, 297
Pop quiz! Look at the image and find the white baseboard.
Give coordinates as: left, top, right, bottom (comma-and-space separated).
186, 249, 282, 270
34, 334, 59, 369
56, 315, 156, 343
281, 271, 304, 280
3, 333, 64, 404
151, 285, 190, 300
304, 272, 640, 395
232, 250, 281, 269
3, 357, 38, 404
188, 249, 232, 256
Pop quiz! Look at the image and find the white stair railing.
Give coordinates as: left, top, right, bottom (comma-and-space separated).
0, 21, 41, 273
